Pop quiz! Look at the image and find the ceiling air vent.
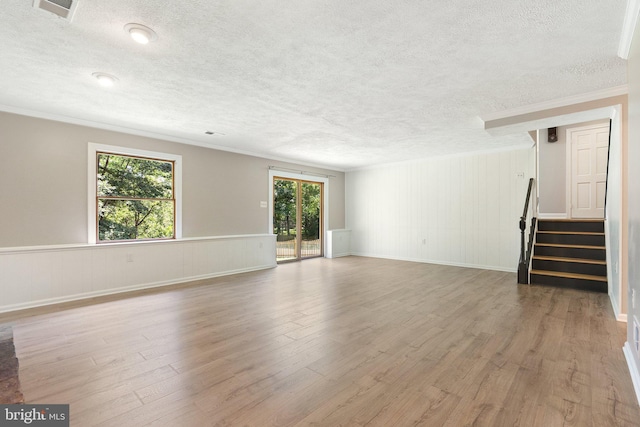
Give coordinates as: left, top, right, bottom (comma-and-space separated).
33, 0, 79, 22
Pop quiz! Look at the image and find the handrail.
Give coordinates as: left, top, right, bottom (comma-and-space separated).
521, 178, 534, 220
604, 118, 612, 219
518, 178, 536, 284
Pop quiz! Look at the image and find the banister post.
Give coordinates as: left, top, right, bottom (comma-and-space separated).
518, 217, 527, 284
518, 177, 535, 285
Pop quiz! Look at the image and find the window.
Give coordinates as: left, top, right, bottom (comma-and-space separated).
88, 144, 182, 244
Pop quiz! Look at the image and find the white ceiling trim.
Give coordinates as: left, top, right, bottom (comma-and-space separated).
0, 103, 346, 173
619, 0, 640, 59
484, 106, 614, 137
347, 144, 534, 173
479, 85, 628, 123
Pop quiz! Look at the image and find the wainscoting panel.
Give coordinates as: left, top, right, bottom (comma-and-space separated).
0, 235, 276, 313
346, 148, 534, 272
326, 229, 351, 258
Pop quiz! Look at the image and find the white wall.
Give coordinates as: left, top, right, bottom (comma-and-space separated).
538, 127, 567, 215
0, 112, 346, 248
0, 111, 346, 313
346, 147, 534, 272
624, 16, 640, 406
606, 108, 625, 321
538, 119, 609, 217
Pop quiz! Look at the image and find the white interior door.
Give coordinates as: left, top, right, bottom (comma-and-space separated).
570, 125, 609, 218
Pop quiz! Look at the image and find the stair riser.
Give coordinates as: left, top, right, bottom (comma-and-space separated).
535, 233, 605, 246
532, 259, 607, 277
534, 245, 606, 260
530, 274, 607, 293
537, 221, 604, 233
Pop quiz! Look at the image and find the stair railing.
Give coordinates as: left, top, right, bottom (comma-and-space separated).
518, 178, 537, 284
604, 118, 612, 219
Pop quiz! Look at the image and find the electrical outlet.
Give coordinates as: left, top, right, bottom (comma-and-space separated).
422, 239, 426, 245
126, 253, 133, 263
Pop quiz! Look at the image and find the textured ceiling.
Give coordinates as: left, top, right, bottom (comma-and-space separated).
0, 0, 628, 170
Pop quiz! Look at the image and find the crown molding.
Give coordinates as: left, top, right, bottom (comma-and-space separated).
346, 143, 533, 173
483, 106, 614, 137
479, 85, 628, 123
619, 0, 640, 59
0, 104, 346, 173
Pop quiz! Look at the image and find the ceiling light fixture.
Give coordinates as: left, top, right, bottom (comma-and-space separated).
124, 23, 158, 45
92, 72, 118, 87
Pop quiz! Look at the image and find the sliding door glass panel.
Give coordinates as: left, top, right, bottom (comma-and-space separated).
273, 177, 323, 262
273, 179, 298, 262
301, 182, 322, 258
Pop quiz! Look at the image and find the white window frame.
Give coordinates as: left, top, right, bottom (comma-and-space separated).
88, 143, 182, 244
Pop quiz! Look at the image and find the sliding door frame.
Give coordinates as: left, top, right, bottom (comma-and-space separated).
268, 169, 329, 262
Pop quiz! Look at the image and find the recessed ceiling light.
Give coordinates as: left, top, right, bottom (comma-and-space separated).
124, 23, 158, 45
92, 72, 118, 87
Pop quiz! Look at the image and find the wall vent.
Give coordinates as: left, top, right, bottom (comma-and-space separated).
33, 0, 79, 22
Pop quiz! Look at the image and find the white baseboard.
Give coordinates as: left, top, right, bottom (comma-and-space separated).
609, 293, 627, 322
329, 252, 351, 258
623, 342, 640, 406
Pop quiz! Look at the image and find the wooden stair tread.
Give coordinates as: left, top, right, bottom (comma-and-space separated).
536, 231, 604, 236
537, 219, 604, 222
532, 255, 606, 265
534, 243, 605, 249
530, 218, 607, 291
530, 270, 607, 282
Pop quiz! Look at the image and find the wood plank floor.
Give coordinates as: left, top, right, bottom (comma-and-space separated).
1, 256, 638, 426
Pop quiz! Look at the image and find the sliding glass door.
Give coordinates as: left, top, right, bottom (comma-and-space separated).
273, 177, 323, 262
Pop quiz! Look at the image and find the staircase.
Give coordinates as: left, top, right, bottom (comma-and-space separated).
530, 219, 607, 293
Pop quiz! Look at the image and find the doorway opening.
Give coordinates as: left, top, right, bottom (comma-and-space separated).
273, 177, 323, 262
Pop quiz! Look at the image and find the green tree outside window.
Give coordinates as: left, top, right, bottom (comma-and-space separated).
97, 153, 175, 241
